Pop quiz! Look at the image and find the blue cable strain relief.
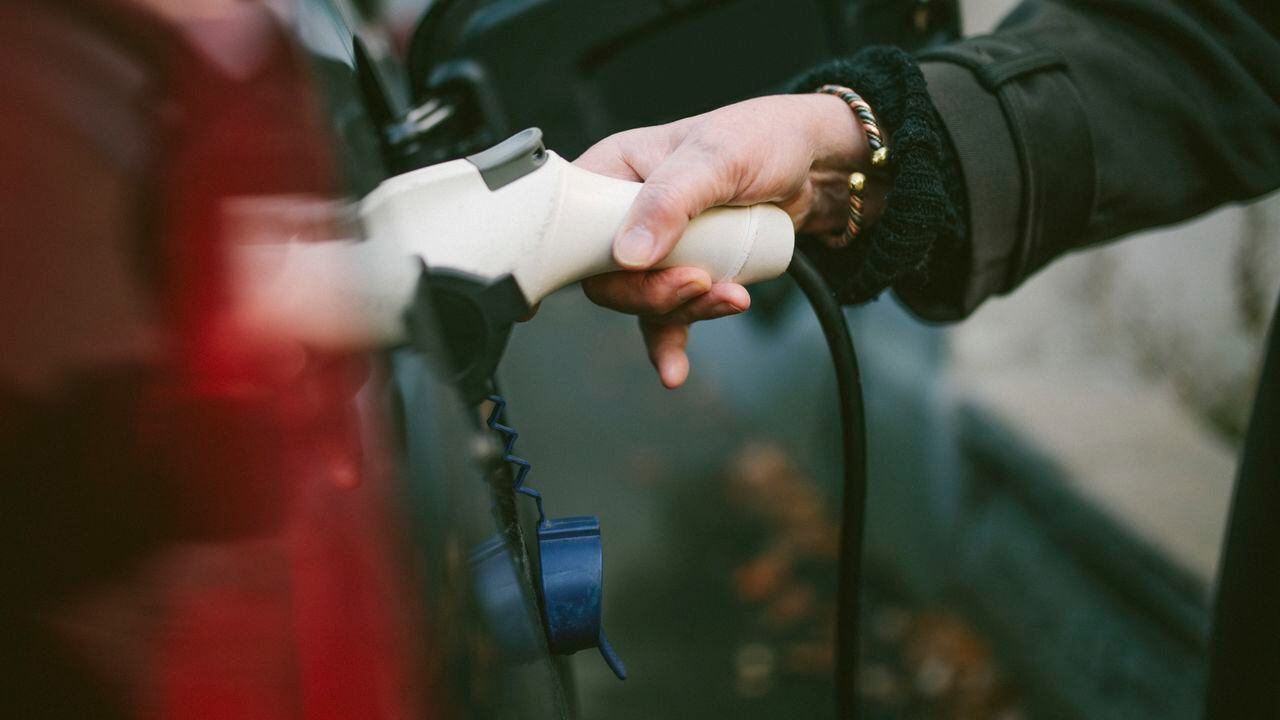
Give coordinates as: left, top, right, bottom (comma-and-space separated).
486, 394, 546, 523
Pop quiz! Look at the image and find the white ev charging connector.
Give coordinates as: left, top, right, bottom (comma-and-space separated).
231, 128, 795, 351
229, 130, 867, 708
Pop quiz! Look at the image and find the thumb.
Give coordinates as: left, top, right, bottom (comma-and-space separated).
613, 144, 734, 270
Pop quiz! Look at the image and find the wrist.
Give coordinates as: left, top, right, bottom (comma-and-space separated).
803, 93, 869, 172
790, 46, 955, 305
810, 85, 892, 243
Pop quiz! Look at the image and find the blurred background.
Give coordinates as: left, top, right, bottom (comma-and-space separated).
502, 187, 1280, 720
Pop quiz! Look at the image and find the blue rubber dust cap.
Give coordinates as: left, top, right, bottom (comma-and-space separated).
536, 515, 626, 679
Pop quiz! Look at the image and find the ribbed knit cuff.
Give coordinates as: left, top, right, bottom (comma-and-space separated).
789, 46, 968, 307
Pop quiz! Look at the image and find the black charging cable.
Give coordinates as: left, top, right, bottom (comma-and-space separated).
787, 251, 868, 720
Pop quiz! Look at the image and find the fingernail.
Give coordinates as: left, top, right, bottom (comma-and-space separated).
615, 226, 655, 268
712, 302, 744, 316
676, 279, 710, 302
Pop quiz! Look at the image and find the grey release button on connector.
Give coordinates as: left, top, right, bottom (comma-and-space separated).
466, 127, 548, 190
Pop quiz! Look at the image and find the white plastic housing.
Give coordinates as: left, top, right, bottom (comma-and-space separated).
230, 151, 794, 349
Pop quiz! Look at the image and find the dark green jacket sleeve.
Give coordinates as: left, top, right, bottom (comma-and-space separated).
900, 0, 1280, 320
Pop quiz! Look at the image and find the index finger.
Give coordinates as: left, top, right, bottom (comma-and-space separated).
574, 136, 643, 181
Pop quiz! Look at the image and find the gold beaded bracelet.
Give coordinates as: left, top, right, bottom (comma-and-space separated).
816, 84, 890, 248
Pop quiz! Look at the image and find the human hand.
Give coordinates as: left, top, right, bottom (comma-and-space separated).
575, 93, 881, 388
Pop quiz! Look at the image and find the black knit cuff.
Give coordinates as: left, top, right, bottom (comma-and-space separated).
789, 46, 968, 306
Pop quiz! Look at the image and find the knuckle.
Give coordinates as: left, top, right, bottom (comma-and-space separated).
641, 274, 683, 314
686, 132, 725, 158
638, 179, 687, 218
690, 133, 743, 179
